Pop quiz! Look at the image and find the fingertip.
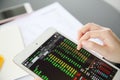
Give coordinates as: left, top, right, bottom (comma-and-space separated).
77, 46, 80, 50
77, 44, 82, 50
34, 78, 40, 80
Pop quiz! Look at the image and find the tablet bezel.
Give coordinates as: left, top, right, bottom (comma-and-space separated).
13, 27, 120, 80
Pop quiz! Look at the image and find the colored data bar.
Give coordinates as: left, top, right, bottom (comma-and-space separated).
79, 48, 91, 57
99, 65, 110, 75
33, 66, 48, 80
95, 70, 108, 79
59, 39, 89, 63
63, 39, 76, 49
100, 62, 112, 73
44, 54, 77, 78
54, 49, 81, 69
91, 71, 104, 80
64, 39, 91, 57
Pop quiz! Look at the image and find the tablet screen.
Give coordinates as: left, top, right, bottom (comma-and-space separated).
22, 32, 117, 80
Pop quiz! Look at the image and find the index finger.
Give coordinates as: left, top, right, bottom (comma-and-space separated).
77, 23, 102, 40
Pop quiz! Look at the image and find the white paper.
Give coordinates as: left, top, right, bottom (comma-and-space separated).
0, 24, 28, 80
12, 2, 83, 46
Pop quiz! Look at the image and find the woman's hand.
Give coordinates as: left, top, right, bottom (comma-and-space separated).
77, 23, 120, 63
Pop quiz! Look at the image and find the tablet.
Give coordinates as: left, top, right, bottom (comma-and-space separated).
13, 28, 120, 80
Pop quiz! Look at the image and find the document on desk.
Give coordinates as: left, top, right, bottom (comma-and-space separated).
0, 24, 28, 80
6, 2, 83, 80
12, 2, 83, 46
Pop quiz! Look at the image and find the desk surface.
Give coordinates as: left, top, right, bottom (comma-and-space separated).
0, 0, 120, 37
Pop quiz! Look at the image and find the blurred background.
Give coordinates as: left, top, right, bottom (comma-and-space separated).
0, 0, 120, 37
